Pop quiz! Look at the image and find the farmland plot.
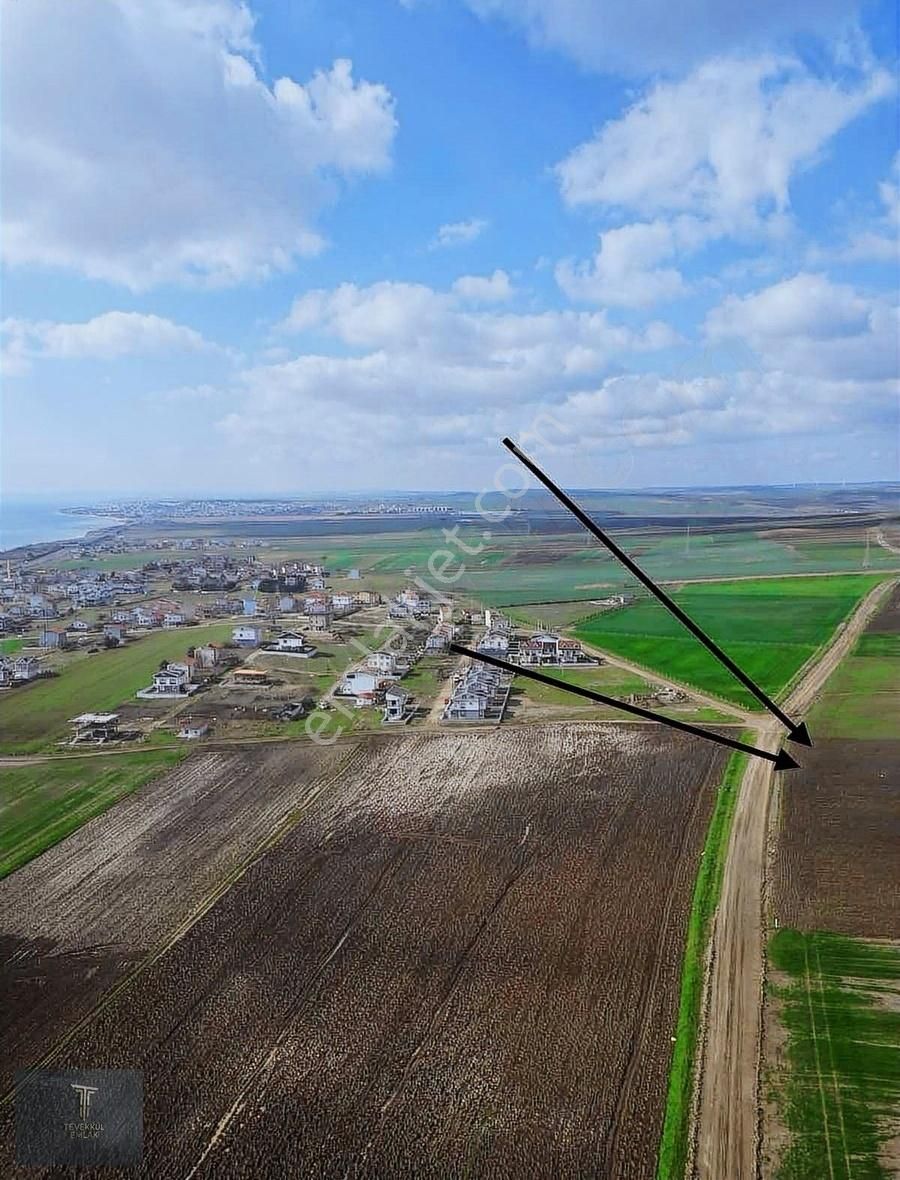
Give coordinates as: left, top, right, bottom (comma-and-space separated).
1, 725, 723, 1179
771, 739, 899, 937
763, 582, 900, 1179
0, 742, 350, 1096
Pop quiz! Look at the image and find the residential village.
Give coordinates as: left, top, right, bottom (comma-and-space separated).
0, 533, 658, 749
0, 527, 630, 744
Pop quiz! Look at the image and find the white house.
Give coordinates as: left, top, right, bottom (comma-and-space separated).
306, 611, 332, 633
367, 650, 405, 675
382, 687, 411, 723
331, 592, 355, 616
477, 632, 509, 655
517, 633, 597, 667
12, 656, 41, 682
268, 632, 317, 656
163, 611, 186, 628
232, 624, 265, 647
426, 623, 457, 651
150, 663, 192, 694
337, 670, 387, 702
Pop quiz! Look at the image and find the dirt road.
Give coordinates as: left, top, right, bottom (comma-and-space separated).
693, 578, 895, 1179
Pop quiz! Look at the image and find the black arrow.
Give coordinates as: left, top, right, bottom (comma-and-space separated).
501, 436, 812, 747
449, 644, 800, 770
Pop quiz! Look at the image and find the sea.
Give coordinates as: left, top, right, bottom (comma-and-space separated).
0, 498, 126, 551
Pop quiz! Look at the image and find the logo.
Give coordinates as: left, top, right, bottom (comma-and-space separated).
71, 1083, 99, 1121
16, 1069, 143, 1167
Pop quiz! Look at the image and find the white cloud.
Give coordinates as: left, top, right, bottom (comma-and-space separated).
1, 311, 218, 373
548, 367, 895, 450
430, 218, 489, 248
232, 278, 682, 468
1, 1, 397, 288
556, 219, 707, 307
705, 273, 898, 381
276, 279, 677, 374
465, 0, 861, 76
218, 270, 896, 477
452, 270, 514, 302
556, 55, 893, 226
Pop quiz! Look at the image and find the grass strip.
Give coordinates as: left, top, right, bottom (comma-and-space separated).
657, 744, 748, 1179
0, 749, 186, 878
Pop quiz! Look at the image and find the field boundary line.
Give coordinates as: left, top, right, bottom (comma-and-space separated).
758, 732, 786, 1179
803, 943, 837, 1180
814, 941, 853, 1179
0, 740, 368, 1108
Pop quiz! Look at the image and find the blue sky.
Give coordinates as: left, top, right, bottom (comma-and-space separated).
2, 0, 897, 496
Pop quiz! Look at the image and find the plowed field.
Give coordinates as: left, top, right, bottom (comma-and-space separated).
2, 726, 724, 1178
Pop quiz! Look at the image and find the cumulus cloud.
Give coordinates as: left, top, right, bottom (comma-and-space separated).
464, 0, 860, 76
552, 54, 892, 308
1, 311, 218, 374
220, 269, 896, 478
276, 278, 677, 373
548, 367, 895, 451
452, 270, 514, 302
1, 0, 397, 288
430, 218, 489, 248
705, 273, 898, 381
556, 55, 893, 225
556, 219, 707, 307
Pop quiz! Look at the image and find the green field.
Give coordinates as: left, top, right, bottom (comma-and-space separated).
514, 663, 650, 706
0, 637, 24, 655
808, 596, 899, 738
657, 747, 747, 1180
464, 532, 897, 608
45, 524, 896, 609
574, 575, 886, 709
768, 929, 900, 1180
0, 622, 237, 752
0, 749, 185, 878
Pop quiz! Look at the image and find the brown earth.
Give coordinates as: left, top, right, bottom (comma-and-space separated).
1, 724, 724, 1179
0, 743, 350, 1095
771, 739, 900, 937
870, 580, 900, 632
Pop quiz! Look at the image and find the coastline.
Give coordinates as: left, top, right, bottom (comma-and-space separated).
0, 505, 127, 561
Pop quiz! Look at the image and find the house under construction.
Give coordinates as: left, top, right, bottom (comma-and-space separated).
441, 662, 512, 722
